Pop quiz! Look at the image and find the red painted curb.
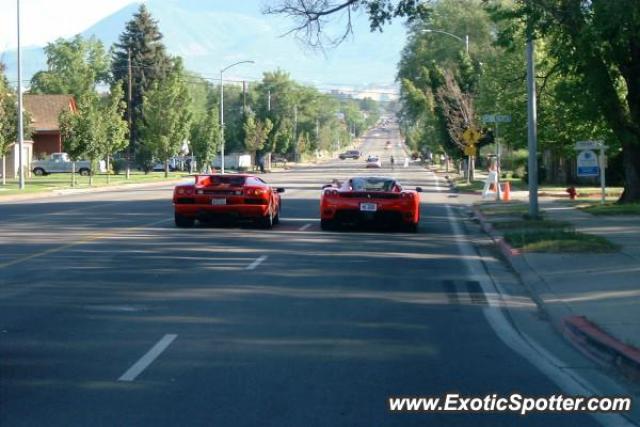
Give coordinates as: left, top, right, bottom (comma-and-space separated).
563, 315, 640, 381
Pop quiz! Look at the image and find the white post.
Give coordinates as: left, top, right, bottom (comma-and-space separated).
220, 70, 225, 174
496, 122, 501, 200
17, 0, 25, 189
526, 10, 539, 217
600, 146, 606, 205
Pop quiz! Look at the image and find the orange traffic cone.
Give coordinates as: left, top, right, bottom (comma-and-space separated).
502, 181, 511, 201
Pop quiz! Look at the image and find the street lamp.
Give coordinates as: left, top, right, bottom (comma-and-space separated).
421, 29, 469, 55
16, 0, 25, 189
219, 60, 254, 174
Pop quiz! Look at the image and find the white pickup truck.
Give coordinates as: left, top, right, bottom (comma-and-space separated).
31, 153, 105, 176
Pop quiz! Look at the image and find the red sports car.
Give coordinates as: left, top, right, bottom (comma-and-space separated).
320, 176, 422, 231
173, 174, 285, 228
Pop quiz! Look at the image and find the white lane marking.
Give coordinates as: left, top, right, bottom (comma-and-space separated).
298, 223, 311, 231
433, 173, 634, 427
246, 255, 268, 270
118, 334, 177, 382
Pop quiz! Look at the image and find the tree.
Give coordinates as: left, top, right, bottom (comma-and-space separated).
59, 94, 97, 186
141, 59, 192, 177
111, 4, 172, 164
101, 83, 129, 183
30, 35, 110, 100
243, 113, 273, 162
264, 0, 431, 48
190, 104, 221, 173
491, 0, 640, 202
0, 65, 20, 184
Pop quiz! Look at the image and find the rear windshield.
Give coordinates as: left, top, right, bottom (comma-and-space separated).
350, 177, 395, 191
202, 176, 246, 186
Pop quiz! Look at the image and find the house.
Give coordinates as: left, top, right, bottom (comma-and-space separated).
23, 94, 77, 157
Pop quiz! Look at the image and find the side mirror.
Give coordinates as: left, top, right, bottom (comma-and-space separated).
416, 187, 423, 193
276, 187, 286, 193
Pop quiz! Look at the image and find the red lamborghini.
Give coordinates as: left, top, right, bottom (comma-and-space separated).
173, 174, 284, 228
320, 176, 422, 231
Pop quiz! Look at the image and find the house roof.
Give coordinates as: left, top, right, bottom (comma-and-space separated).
23, 94, 77, 132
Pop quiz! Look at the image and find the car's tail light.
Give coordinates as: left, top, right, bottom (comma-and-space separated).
246, 188, 267, 197
176, 187, 194, 195
326, 189, 338, 196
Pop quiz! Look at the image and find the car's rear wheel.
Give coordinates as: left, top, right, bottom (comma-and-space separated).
258, 211, 274, 229
175, 212, 195, 228
79, 168, 90, 176
33, 168, 45, 176
404, 222, 418, 233
320, 219, 335, 231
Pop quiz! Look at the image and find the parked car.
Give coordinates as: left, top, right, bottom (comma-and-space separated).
339, 150, 361, 160
31, 153, 105, 176
320, 176, 422, 231
173, 174, 285, 228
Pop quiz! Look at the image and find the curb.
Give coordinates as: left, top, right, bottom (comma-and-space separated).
563, 315, 640, 382
472, 205, 640, 382
471, 206, 521, 257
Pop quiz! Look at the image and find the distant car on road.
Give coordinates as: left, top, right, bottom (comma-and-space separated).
339, 150, 361, 160
31, 152, 104, 176
173, 174, 285, 228
365, 155, 382, 168
320, 176, 422, 231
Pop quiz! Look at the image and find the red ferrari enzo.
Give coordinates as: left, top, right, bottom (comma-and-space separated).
173, 174, 284, 228
320, 176, 422, 231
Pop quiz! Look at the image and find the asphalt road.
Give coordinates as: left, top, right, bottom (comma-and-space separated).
0, 127, 612, 426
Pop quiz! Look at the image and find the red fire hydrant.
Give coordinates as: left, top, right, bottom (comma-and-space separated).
566, 186, 577, 200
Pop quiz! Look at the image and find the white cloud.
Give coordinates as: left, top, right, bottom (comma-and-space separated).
0, 0, 138, 50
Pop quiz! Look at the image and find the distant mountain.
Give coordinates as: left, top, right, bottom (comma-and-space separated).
1, 0, 405, 94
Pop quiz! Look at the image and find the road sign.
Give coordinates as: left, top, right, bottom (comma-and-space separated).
577, 150, 600, 177
576, 140, 604, 150
482, 114, 511, 123
481, 114, 495, 123
464, 145, 477, 157
462, 128, 481, 145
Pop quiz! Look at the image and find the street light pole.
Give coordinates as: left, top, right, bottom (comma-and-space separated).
526, 7, 539, 218
16, 0, 25, 190
219, 60, 254, 174
422, 29, 469, 56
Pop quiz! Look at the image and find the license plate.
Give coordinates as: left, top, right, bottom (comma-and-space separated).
360, 203, 377, 212
211, 198, 226, 205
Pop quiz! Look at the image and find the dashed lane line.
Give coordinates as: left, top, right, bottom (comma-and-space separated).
118, 334, 178, 382
246, 255, 268, 270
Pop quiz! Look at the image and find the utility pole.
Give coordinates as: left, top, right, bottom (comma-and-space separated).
267, 90, 271, 112
220, 71, 225, 174
293, 105, 298, 162
126, 47, 133, 180
526, 2, 539, 218
16, 0, 24, 189
242, 81, 247, 114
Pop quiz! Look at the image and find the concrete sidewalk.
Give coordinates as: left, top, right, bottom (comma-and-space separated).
448, 167, 640, 381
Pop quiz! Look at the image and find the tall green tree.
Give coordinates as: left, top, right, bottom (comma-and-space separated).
101, 83, 129, 183
491, 0, 640, 202
30, 35, 110, 100
243, 113, 273, 162
141, 59, 192, 177
111, 4, 171, 164
190, 104, 221, 173
0, 65, 24, 184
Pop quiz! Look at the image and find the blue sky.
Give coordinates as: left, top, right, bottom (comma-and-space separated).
0, 0, 408, 89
